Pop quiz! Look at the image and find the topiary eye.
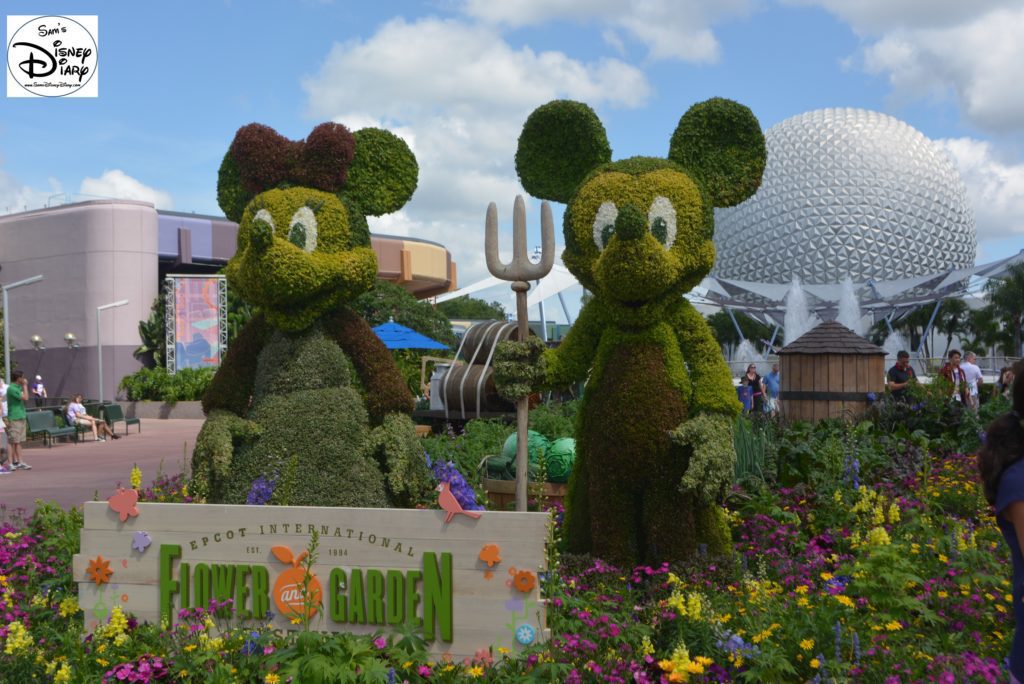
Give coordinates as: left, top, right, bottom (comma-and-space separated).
647, 196, 677, 248
592, 201, 618, 251
288, 206, 318, 252
253, 208, 275, 232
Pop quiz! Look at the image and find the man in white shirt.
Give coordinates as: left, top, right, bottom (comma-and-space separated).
961, 350, 984, 412
0, 379, 8, 473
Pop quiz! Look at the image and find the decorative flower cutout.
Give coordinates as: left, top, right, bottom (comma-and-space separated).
507, 567, 536, 594
515, 623, 536, 645
131, 531, 152, 553
479, 544, 501, 568
87, 555, 113, 585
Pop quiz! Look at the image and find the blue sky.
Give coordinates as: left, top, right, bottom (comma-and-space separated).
2, 1, 1023, 316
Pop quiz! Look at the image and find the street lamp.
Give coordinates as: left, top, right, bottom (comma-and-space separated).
64, 332, 79, 349
2, 274, 44, 382
97, 299, 129, 402
30, 334, 45, 351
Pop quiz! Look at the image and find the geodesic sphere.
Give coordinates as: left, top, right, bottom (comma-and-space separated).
712, 108, 976, 284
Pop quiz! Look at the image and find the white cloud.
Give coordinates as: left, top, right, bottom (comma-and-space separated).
79, 170, 174, 210
303, 16, 650, 286
0, 168, 60, 216
791, 2, 1024, 131
936, 137, 1024, 241
461, 0, 757, 62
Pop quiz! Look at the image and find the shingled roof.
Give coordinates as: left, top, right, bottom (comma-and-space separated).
779, 320, 886, 355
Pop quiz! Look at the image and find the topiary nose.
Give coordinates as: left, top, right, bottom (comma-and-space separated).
615, 205, 645, 241
250, 217, 273, 253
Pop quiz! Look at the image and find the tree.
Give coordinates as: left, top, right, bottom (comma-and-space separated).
706, 310, 775, 350
436, 296, 506, 321
934, 298, 969, 357
986, 262, 1024, 357
352, 280, 456, 347
961, 305, 1003, 355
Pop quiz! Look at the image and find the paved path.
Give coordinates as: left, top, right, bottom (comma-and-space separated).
1, 419, 202, 515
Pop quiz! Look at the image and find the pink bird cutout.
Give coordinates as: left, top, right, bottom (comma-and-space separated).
108, 487, 140, 522
437, 482, 482, 524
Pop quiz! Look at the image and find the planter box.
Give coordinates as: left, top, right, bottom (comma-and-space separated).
482, 477, 567, 510
123, 400, 205, 420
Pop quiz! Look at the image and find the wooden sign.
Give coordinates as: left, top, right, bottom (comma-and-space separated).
73, 502, 549, 658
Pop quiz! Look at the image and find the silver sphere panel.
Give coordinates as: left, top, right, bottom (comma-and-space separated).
713, 108, 976, 284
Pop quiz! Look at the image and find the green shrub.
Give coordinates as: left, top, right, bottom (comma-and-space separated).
119, 366, 216, 402
421, 419, 513, 485
528, 399, 579, 441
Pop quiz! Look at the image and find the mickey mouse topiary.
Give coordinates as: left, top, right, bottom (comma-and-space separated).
498, 97, 766, 565
191, 122, 432, 507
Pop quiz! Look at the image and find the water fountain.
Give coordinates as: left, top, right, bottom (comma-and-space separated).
882, 330, 910, 361
784, 276, 818, 345
837, 276, 866, 336
732, 338, 767, 376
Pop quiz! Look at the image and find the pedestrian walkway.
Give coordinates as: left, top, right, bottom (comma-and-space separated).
1, 419, 203, 514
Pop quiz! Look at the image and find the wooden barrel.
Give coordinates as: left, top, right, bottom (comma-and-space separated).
442, 365, 513, 418
457, 321, 519, 364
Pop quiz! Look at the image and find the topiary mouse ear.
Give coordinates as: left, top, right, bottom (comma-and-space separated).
668, 98, 766, 208
216, 151, 250, 224
515, 100, 612, 203
345, 128, 419, 216
217, 123, 296, 223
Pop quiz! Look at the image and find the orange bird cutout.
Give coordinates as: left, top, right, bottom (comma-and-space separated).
86, 555, 113, 585
108, 487, 140, 522
437, 482, 483, 524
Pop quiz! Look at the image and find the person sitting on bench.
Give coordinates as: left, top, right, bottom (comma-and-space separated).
66, 394, 119, 442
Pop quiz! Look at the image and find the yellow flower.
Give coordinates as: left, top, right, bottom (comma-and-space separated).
887, 502, 900, 523
834, 595, 856, 608
796, 597, 810, 608
641, 635, 655, 656
290, 617, 302, 625
810, 658, 821, 669
184, 644, 197, 652
886, 620, 902, 631
59, 596, 80, 618
30, 594, 46, 608
53, 663, 72, 684
794, 585, 809, 595
866, 526, 891, 546
130, 465, 142, 490
938, 554, 949, 564
3, 620, 33, 655
800, 639, 814, 651
937, 591, 949, 599
820, 572, 833, 581
265, 674, 281, 684
467, 665, 485, 677
497, 647, 510, 655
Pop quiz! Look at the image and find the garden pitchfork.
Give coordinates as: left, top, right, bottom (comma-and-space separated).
485, 195, 554, 512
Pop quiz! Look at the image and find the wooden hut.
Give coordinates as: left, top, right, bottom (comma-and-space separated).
778, 320, 886, 422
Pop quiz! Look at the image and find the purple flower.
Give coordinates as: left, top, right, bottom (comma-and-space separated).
246, 474, 277, 505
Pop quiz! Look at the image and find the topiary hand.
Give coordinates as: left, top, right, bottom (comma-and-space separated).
669, 413, 735, 505
493, 338, 547, 401
190, 410, 261, 501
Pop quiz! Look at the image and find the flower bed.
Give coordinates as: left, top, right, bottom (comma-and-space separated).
0, 429, 1014, 682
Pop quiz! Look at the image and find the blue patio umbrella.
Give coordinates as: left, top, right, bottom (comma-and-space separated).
372, 320, 449, 350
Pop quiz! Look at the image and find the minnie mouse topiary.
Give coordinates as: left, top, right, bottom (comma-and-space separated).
190, 122, 432, 507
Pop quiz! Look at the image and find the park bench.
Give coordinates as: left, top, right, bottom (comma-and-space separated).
25, 410, 78, 447
103, 403, 141, 435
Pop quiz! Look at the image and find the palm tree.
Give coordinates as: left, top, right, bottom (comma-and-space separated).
986, 262, 1024, 357
935, 298, 969, 357
962, 305, 1002, 356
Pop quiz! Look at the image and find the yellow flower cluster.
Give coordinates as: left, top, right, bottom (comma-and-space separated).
658, 640, 713, 682
45, 657, 73, 683
58, 596, 80, 618
866, 526, 892, 547
96, 605, 130, 646
667, 590, 704, 621
751, 622, 781, 644
130, 465, 143, 490
3, 620, 33, 655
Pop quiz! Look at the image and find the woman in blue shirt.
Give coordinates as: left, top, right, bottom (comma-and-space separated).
979, 361, 1024, 682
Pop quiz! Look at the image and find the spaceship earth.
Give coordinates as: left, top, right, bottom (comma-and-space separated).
712, 108, 976, 285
